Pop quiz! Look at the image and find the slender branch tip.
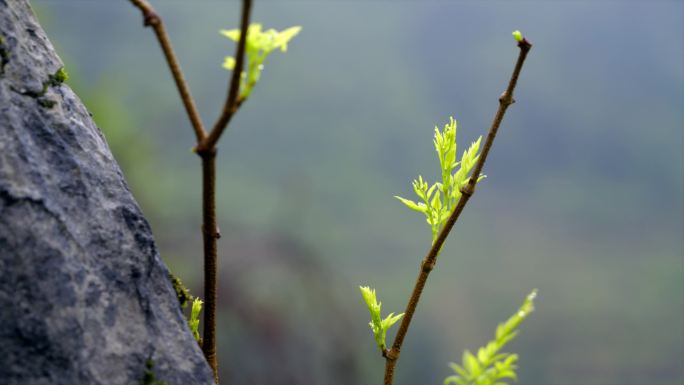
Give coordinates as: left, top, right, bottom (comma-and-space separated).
382, 35, 532, 385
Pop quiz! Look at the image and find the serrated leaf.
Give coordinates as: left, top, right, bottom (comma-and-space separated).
434, 127, 444, 153
448, 363, 469, 378
470, 136, 482, 157
495, 324, 505, 340
381, 312, 404, 331
484, 341, 498, 356
412, 180, 427, 202
498, 370, 517, 380
430, 189, 442, 211
503, 354, 518, 366
189, 298, 203, 342
395, 196, 427, 213
463, 350, 480, 377
359, 286, 381, 324
498, 331, 519, 347
274, 26, 302, 52
491, 353, 508, 364
426, 183, 439, 201
220, 28, 241, 41
478, 347, 490, 364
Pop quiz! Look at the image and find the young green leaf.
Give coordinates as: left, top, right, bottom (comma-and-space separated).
381, 312, 404, 331
396, 117, 484, 243
444, 290, 537, 385
189, 298, 203, 343
221, 23, 301, 99
273, 26, 301, 52
394, 196, 428, 213
359, 286, 404, 352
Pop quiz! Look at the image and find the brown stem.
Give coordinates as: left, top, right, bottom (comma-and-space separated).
200, 149, 220, 384
129, 1, 253, 383
128, 0, 206, 143
197, 0, 253, 153
195, 2, 252, 384
382, 38, 532, 385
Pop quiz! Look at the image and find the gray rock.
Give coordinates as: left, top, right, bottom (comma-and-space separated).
0, 1, 215, 384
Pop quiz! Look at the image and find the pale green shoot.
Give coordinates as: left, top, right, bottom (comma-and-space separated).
395, 117, 483, 242
359, 286, 404, 353
221, 24, 301, 99
444, 290, 538, 385
512, 30, 523, 42
189, 297, 203, 343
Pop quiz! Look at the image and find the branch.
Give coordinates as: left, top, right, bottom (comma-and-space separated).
128, 0, 207, 144
382, 37, 532, 385
200, 150, 220, 384
197, 0, 253, 153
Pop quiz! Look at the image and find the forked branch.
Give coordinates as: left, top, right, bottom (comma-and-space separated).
128, 1, 254, 384
382, 37, 532, 385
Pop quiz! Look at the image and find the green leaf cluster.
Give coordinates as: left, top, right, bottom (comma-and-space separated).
167, 271, 202, 344
444, 290, 538, 385
395, 117, 483, 242
359, 286, 404, 352
221, 24, 301, 99
188, 297, 203, 344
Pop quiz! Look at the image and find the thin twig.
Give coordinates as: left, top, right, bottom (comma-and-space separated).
195, 1, 252, 384
382, 38, 532, 385
129, 1, 253, 383
128, 0, 206, 143
200, 149, 220, 384
197, 0, 253, 153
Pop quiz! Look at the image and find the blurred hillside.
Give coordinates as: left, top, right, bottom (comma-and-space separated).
32, 1, 683, 384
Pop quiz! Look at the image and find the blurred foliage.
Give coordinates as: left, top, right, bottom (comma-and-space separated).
221, 23, 301, 99
445, 290, 536, 385
33, 1, 683, 385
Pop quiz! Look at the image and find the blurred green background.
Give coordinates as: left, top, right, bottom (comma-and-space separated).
33, 1, 683, 384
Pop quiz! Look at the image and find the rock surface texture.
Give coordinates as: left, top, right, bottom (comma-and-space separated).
0, 1, 214, 384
